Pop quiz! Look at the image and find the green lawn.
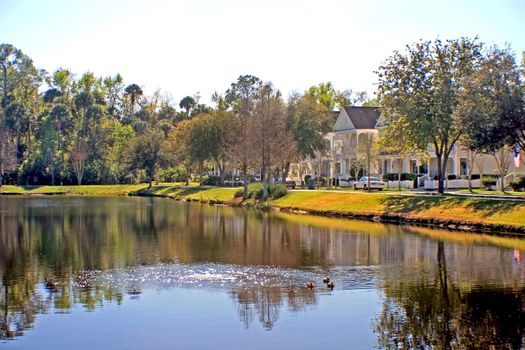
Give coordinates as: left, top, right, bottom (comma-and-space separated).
456, 189, 525, 196
136, 185, 238, 202
0, 184, 148, 196
271, 191, 525, 228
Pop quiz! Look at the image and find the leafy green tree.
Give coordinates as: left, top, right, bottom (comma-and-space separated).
377, 117, 425, 190
456, 46, 524, 191
287, 93, 331, 182
126, 127, 163, 188
51, 68, 75, 104
104, 119, 135, 183
209, 110, 236, 185
162, 121, 192, 185
377, 37, 483, 193
0, 44, 42, 179
179, 96, 196, 116
103, 74, 124, 119
182, 113, 219, 185
306, 82, 367, 110
124, 83, 143, 114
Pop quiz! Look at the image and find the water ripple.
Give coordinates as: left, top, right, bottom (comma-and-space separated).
75, 263, 380, 293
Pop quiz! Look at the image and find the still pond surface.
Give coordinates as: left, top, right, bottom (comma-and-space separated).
0, 196, 524, 349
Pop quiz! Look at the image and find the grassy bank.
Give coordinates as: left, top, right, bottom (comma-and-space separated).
272, 191, 525, 229
136, 185, 238, 202
3, 184, 525, 231
0, 184, 149, 196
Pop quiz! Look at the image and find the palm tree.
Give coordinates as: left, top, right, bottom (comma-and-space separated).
124, 84, 143, 114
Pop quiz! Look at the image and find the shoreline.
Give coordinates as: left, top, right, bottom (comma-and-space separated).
2, 184, 524, 235
272, 206, 525, 235
130, 189, 525, 236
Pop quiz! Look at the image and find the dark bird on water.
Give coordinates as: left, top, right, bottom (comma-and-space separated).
306, 281, 315, 289
322, 277, 330, 284
327, 281, 334, 289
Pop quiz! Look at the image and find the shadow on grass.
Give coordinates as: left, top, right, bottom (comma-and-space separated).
174, 186, 211, 197
137, 185, 211, 197
19, 185, 43, 191
381, 195, 522, 219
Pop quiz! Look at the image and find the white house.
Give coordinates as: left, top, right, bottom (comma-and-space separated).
289, 106, 525, 188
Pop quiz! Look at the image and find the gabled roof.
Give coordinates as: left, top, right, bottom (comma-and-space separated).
342, 106, 381, 130
333, 108, 355, 132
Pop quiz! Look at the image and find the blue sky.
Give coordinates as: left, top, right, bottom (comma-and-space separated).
1, 0, 524, 104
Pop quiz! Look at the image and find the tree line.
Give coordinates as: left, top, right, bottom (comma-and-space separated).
2, 37, 524, 197
0, 43, 370, 198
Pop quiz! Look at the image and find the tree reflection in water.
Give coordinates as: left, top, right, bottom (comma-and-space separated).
231, 286, 317, 330
375, 241, 525, 349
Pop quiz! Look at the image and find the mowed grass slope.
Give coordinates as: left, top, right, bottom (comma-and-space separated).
136, 185, 238, 202
0, 184, 148, 196
271, 191, 525, 228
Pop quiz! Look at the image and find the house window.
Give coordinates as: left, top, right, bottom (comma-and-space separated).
460, 158, 468, 176
411, 160, 418, 174
419, 163, 428, 174
335, 162, 341, 175
383, 160, 388, 174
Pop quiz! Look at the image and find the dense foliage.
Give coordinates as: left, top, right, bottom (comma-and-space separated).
0, 44, 348, 193
377, 38, 525, 193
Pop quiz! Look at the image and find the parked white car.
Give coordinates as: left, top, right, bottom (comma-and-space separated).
354, 176, 386, 190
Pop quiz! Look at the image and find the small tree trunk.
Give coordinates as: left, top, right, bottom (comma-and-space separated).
467, 149, 476, 193
148, 164, 154, 189
262, 167, 269, 199
437, 153, 444, 194
242, 164, 248, 200
494, 148, 510, 192
398, 158, 402, 191
199, 162, 203, 186
218, 161, 225, 187
16, 128, 21, 164
282, 161, 291, 183
367, 158, 371, 192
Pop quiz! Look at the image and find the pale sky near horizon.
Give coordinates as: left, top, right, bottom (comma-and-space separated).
1, 0, 524, 105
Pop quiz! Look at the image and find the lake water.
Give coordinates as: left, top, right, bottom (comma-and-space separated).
0, 196, 524, 349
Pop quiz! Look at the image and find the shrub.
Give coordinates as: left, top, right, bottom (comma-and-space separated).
481, 178, 498, 190
234, 188, 243, 198
510, 177, 525, 192
234, 182, 263, 199
233, 182, 288, 199
253, 185, 264, 200
304, 175, 312, 184
269, 184, 287, 199
447, 174, 459, 180
202, 175, 220, 186
159, 166, 187, 182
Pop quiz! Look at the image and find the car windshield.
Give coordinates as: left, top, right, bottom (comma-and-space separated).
361, 177, 381, 181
